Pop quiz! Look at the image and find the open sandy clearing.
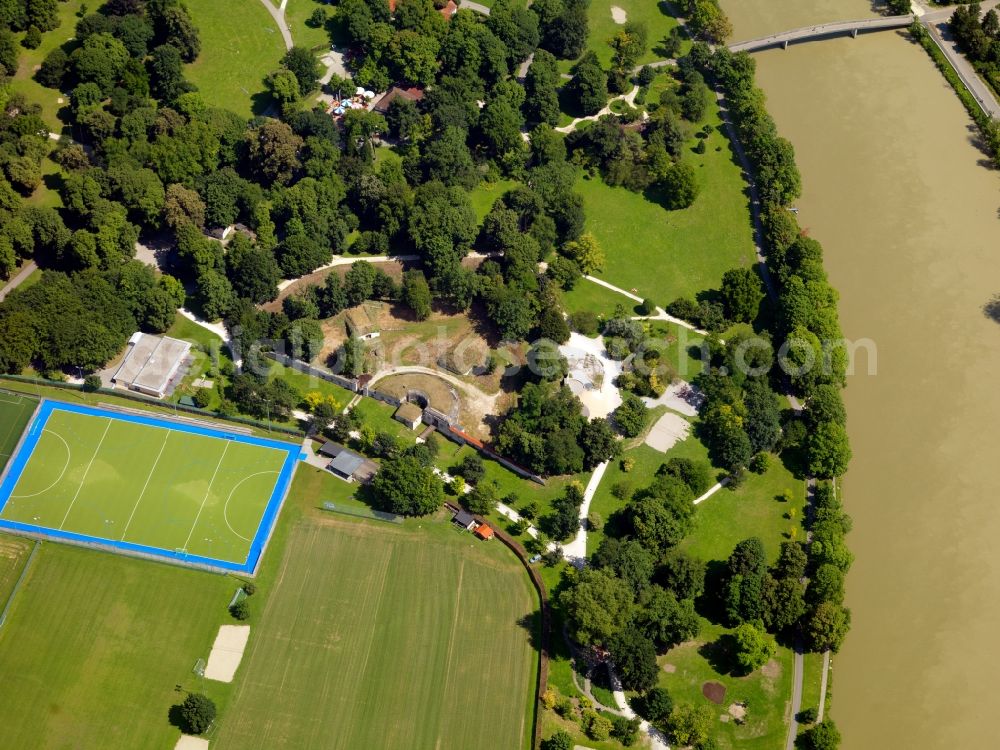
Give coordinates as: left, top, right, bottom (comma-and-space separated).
611, 5, 627, 23
560, 332, 623, 419
204, 624, 251, 682
175, 736, 210, 750
642, 381, 704, 417
645, 412, 690, 453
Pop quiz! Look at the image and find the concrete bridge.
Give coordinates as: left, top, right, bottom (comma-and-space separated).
729, 15, 915, 53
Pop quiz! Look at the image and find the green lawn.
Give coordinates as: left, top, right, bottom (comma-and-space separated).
0, 541, 236, 748
679, 457, 806, 565
284, 0, 334, 51
0, 534, 32, 605
799, 651, 825, 722
9, 0, 86, 131
470, 178, 521, 222
656, 619, 793, 750
164, 313, 232, 409
214, 513, 539, 750
166, 313, 226, 353
557, 0, 683, 75
0, 391, 38, 470
587, 435, 716, 555
436, 443, 588, 530
266, 360, 355, 410
562, 277, 641, 319
352, 396, 417, 443
1, 404, 293, 566
184, 0, 288, 118
27, 156, 65, 209
578, 106, 756, 307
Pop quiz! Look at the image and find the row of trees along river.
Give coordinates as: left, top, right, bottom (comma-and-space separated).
721, 0, 1000, 747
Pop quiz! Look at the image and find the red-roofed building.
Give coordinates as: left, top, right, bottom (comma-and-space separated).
438, 0, 458, 17
448, 426, 484, 450
474, 523, 495, 541
372, 85, 426, 115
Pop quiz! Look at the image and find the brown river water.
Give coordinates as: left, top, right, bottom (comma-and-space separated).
721, 3, 1000, 747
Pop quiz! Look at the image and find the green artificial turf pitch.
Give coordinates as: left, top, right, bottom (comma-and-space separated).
0, 403, 295, 570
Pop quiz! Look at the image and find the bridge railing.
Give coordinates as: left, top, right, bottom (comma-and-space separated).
729, 15, 915, 53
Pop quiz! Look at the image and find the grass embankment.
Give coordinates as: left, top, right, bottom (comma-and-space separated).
184, 0, 288, 118
799, 651, 825, 721
576, 104, 756, 307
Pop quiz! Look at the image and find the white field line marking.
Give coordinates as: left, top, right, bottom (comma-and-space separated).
182, 442, 231, 551
58, 419, 112, 529
223, 470, 279, 543
120, 431, 171, 541
0, 394, 25, 405
11, 430, 72, 500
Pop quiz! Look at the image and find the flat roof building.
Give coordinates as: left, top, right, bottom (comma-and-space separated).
111, 333, 191, 399
325, 444, 378, 483
394, 402, 424, 430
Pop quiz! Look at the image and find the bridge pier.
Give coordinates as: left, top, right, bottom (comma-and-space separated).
851, 28, 858, 38
783, 40, 788, 49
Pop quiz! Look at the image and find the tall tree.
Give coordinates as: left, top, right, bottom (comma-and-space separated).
568, 52, 608, 116
524, 50, 561, 126
371, 454, 445, 515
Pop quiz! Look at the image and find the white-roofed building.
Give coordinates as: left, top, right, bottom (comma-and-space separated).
111, 332, 192, 399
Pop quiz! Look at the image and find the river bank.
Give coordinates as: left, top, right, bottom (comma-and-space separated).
724, 7, 1000, 746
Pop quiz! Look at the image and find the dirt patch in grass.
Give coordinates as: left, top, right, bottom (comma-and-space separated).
703, 681, 726, 704
760, 658, 781, 680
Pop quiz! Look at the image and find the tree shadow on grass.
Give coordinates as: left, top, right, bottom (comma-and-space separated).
696, 559, 729, 625
558, 84, 589, 121
168, 703, 190, 734
516, 610, 544, 651
251, 89, 277, 118
697, 634, 741, 677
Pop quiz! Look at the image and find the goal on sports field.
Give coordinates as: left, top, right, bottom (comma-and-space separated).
192, 658, 206, 677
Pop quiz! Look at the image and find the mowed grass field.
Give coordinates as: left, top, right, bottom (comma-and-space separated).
0, 541, 236, 749
0, 534, 32, 603
0, 404, 293, 566
184, 0, 288, 117
0, 392, 37, 471
578, 107, 756, 306
216, 516, 539, 750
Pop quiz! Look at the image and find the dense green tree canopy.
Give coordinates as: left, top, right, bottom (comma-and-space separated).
371, 454, 445, 516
